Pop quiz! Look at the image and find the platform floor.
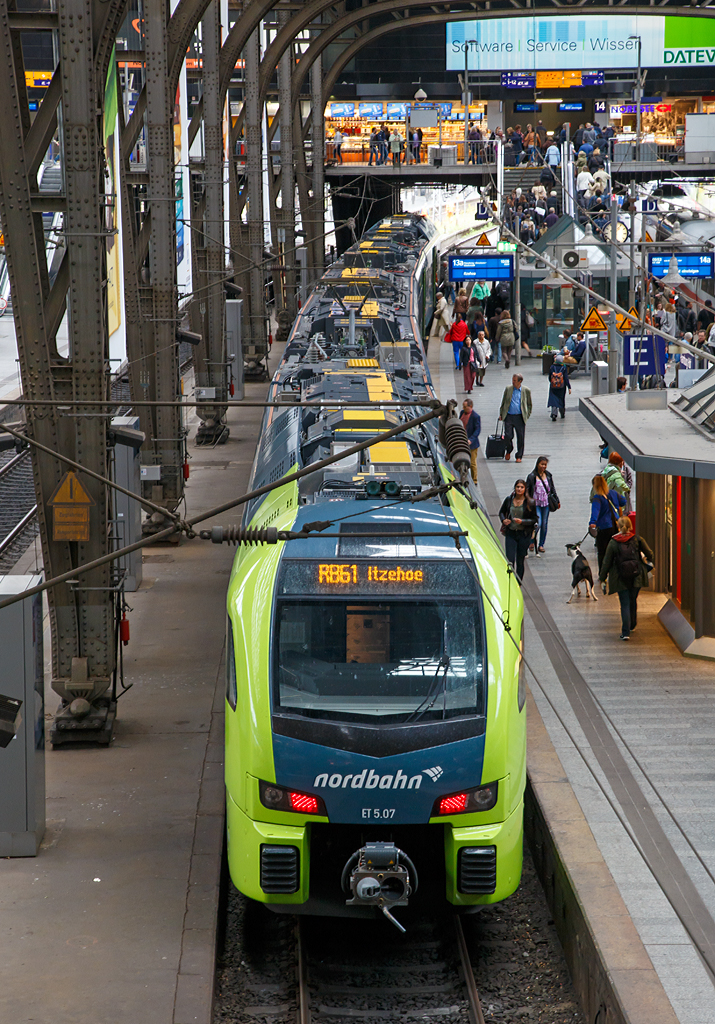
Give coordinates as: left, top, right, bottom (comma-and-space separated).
0, 359, 281, 1024
430, 338, 715, 1023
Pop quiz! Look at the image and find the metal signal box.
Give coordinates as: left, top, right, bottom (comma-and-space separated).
0, 575, 45, 856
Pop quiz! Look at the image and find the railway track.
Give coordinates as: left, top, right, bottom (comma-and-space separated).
296, 914, 485, 1024
0, 448, 38, 571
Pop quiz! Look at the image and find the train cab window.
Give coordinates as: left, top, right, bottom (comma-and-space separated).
273, 600, 484, 725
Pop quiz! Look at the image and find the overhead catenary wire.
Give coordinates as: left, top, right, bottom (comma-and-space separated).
0, 403, 446, 613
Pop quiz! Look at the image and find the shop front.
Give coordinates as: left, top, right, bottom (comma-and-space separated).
324, 101, 490, 163
608, 98, 696, 158
580, 376, 715, 660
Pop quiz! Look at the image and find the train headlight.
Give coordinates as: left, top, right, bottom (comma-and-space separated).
259, 780, 327, 816
432, 782, 498, 816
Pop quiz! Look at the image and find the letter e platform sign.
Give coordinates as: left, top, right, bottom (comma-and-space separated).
623, 335, 667, 376
48, 471, 95, 542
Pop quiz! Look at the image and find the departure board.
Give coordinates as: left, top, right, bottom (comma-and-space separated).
278, 560, 479, 596
449, 255, 514, 281
648, 253, 715, 279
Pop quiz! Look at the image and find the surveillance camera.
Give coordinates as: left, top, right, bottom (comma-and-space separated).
108, 425, 146, 451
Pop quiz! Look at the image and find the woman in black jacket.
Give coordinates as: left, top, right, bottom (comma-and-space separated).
526, 456, 559, 554
499, 479, 537, 581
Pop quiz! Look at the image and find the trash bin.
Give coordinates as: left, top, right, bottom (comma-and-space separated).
542, 351, 555, 375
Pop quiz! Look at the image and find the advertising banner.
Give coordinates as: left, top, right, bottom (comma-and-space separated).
447, 16, 715, 71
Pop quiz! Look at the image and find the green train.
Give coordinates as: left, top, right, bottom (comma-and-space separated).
223, 214, 525, 927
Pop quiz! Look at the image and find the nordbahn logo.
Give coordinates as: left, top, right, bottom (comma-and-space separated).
314, 766, 444, 790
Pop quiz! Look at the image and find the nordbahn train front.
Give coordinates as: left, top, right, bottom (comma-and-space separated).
225, 498, 526, 926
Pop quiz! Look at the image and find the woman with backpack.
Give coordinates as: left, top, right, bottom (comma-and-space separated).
495, 309, 518, 370
547, 354, 571, 420
589, 475, 627, 571
599, 516, 654, 640
453, 288, 469, 319
499, 479, 538, 582
526, 456, 559, 554
445, 313, 469, 369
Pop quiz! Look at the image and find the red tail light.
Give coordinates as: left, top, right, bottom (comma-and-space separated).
290, 792, 319, 814
439, 793, 468, 815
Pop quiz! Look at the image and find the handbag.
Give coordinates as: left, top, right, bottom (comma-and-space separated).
547, 491, 560, 512
526, 311, 535, 327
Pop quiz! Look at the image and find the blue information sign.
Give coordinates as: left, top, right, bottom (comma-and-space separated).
330, 103, 355, 117
358, 102, 384, 119
449, 255, 514, 281
648, 252, 715, 279
582, 71, 605, 86
515, 102, 541, 112
623, 335, 667, 376
501, 72, 535, 89
559, 102, 584, 112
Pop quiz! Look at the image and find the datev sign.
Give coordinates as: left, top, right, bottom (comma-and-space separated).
447, 16, 715, 71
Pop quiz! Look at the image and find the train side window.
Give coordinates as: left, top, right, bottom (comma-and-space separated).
226, 618, 237, 711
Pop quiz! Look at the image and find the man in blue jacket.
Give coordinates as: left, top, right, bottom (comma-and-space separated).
460, 398, 481, 483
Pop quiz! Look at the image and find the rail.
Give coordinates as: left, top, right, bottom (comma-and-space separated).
0, 504, 38, 559
296, 913, 486, 1024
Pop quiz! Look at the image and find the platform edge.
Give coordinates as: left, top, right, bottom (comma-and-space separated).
524, 691, 680, 1024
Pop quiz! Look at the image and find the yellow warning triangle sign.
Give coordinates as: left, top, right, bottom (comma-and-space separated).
581, 307, 608, 332
475, 232, 492, 247
617, 305, 640, 333
48, 470, 95, 506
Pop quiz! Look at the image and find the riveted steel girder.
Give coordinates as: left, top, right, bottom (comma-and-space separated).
243, 27, 268, 377
0, 0, 122, 728
141, 0, 184, 505
192, 0, 229, 440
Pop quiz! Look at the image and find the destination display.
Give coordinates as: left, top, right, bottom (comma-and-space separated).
648, 253, 715, 279
447, 16, 715, 71
449, 255, 514, 281
278, 560, 479, 596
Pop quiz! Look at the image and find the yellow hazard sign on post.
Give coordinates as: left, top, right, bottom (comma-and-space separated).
475, 232, 492, 247
581, 307, 608, 332
616, 306, 640, 333
48, 471, 95, 542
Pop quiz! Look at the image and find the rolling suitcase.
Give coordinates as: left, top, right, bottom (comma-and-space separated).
485, 419, 507, 460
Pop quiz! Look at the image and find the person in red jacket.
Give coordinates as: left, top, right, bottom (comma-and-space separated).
445, 314, 469, 369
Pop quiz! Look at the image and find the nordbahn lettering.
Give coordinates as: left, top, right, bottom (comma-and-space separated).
313, 766, 444, 790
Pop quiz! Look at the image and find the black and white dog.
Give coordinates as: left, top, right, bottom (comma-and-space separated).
565, 540, 598, 603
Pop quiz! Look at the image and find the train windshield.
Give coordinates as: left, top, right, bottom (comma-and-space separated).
274, 600, 485, 725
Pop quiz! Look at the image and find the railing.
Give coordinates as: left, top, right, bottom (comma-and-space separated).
323, 139, 497, 166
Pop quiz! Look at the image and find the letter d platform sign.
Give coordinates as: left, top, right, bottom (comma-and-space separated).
623, 335, 666, 376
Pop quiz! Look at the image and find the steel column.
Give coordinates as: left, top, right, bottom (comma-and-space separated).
244, 27, 268, 378
144, 0, 184, 506
277, 11, 296, 321
194, 0, 228, 442
310, 53, 324, 282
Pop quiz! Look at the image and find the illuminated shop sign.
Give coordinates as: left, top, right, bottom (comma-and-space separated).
447, 16, 715, 71
610, 103, 672, 115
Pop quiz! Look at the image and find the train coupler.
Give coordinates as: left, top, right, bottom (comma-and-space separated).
341, 841, 418, 932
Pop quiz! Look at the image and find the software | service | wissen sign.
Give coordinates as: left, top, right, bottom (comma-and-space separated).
446, 16, 715, 71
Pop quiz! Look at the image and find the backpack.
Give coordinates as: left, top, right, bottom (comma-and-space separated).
614, 538, 641, 586
550, 368, 565, 389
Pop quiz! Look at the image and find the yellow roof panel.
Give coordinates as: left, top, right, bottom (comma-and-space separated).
369, 441, 412, 464
346, 359, 380, 368
342, 408, 385, 418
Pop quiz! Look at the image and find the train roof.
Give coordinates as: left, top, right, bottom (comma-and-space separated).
245, 213, 451, 525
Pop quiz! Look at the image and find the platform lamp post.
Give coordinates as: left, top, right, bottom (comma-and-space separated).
463, 40, 477, 166
628, 35, 642, 162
